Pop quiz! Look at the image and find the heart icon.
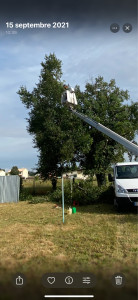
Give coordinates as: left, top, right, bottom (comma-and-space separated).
47, 277, 55, 284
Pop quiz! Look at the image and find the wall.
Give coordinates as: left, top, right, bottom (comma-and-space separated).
0, 171, 5, 176
0, 176, 20, 203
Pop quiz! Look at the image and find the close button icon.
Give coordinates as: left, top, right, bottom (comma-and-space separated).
123, 23, 132, 33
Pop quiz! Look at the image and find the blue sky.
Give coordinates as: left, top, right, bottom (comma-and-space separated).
0, 17, 137, 171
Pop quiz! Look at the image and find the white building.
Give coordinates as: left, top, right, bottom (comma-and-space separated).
0, 170, 5, 176
18, 168, 28, 179
63, 170, 89, 180
7, 168, 28, 179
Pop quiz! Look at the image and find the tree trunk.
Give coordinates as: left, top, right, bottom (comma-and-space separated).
51, 177, 57, 191
96, 173, 106, 187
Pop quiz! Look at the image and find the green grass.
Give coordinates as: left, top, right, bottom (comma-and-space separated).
0, 179, 137, 299
0, 201, 137, 282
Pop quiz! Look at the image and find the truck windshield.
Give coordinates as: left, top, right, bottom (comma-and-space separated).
116, 165, 138, 179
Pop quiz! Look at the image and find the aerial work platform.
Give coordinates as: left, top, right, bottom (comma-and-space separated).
61, 86, 138, 156
61, 85, 77, 106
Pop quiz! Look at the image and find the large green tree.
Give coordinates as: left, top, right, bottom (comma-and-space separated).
76, 76, 138, 186
18, 53, 92, 188
18, 54, 137, 188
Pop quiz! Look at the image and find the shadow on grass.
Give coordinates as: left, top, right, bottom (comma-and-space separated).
26, 196, 138, 224
24, 186, 52, 196
28, 196, 50, 204
77, 203, 138, 220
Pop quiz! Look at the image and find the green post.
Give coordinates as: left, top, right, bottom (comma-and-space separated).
62, 175, 64, 224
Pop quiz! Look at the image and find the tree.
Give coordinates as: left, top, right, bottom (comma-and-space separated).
18, 53, 92, 189
128, 141, 138, 162
18, 54, 137, 188
10, 166, 19, 175
28, 171, 37, 176
76, 77, 138, 186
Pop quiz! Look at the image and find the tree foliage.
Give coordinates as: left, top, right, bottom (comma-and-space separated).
18, 54, 137, 187
10, 166, 19, 175
18, 54, 92, 183
76, 77, 137, 185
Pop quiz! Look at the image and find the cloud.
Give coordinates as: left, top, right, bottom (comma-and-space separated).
0, 21, 137, 169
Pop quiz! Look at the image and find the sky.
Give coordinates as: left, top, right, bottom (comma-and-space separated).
0, 0, 137, 171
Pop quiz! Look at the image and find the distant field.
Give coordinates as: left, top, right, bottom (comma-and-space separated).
23, 179, 53, 195
22, 178, 98, 195
0, 200, 137, 299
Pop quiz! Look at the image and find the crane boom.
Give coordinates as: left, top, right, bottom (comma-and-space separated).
70, 108, 138, 156
61, 87, 138, 156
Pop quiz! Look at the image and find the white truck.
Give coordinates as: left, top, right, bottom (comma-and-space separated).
109, 162, 138, 209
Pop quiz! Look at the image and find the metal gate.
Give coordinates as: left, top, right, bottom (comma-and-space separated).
0, 176, 20, 203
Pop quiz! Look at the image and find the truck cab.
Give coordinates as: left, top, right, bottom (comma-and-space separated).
109, 162, 138, 210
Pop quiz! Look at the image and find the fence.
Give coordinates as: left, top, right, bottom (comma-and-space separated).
0, 176, 20, 203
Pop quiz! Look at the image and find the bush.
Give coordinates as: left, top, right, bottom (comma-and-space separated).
19, 191, 33, 201
28, 196, 49, 204
50, 188, 62, 203
72, 185, 100, 205
20, 177, 23, 192
74, 181, 114, 205
49, 180, 114, 205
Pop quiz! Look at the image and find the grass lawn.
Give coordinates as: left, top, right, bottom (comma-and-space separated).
0, 199, 137, 299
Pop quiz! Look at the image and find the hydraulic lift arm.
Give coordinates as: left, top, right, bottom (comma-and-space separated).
70, 108, 138, 156
61, 87, 138, 156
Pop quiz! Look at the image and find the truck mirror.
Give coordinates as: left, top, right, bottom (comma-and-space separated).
108, 173, 114, 182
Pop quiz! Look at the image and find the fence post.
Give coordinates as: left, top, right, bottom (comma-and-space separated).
62, 175, 64, 224
33, 177, 36, 195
